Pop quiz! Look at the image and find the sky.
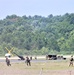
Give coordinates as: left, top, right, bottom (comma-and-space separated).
0, 0, 74, 19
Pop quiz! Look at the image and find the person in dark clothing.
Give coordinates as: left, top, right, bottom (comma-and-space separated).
26, 56, 31, 66
35, 56, 37, 60
6, 57, 11, 66
69, 55, 73, 66
30, 56, 32, 60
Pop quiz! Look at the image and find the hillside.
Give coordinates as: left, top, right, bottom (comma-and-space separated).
0, 13, 74, 56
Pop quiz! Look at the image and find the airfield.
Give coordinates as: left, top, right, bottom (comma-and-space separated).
0, 55, 74, 75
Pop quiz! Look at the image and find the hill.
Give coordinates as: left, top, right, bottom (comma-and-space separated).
0, 13, 74, 56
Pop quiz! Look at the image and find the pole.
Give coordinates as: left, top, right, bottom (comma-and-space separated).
39, 68, 43, 75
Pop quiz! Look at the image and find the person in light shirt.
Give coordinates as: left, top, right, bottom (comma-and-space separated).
69, 55, 73, 66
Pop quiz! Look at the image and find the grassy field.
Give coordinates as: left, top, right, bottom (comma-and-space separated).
0, 60, 74, 75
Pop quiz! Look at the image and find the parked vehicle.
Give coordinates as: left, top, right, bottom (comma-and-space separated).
46, 54, 57, 60
46, 54, 66, 60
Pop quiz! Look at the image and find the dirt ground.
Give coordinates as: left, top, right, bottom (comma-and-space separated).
0, 60, 74, 75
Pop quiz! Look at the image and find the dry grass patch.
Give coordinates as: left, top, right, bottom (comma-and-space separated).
0, 60, 74, 75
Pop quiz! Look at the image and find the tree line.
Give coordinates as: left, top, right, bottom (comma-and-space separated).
0, 13, 74, 56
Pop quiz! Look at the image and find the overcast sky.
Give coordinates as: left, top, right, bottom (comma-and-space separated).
0, 0, 74, 19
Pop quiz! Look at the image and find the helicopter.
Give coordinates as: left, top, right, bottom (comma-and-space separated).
5, 47, 14, 57
5, 47, 25, 60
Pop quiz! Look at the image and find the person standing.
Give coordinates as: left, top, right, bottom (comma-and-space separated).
25, 56, 31, 66
69, 55, 73, 66
5, 57, 11, 66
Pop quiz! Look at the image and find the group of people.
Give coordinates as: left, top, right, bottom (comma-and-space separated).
5, 55, 74, 67
5, 56, 31, 66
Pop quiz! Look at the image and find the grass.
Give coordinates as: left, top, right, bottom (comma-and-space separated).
0, 60, 74, 75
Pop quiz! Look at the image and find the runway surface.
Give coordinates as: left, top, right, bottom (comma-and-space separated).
0, 58, 67, 64
0, 55, 70, 63
0, 56, 47, 63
